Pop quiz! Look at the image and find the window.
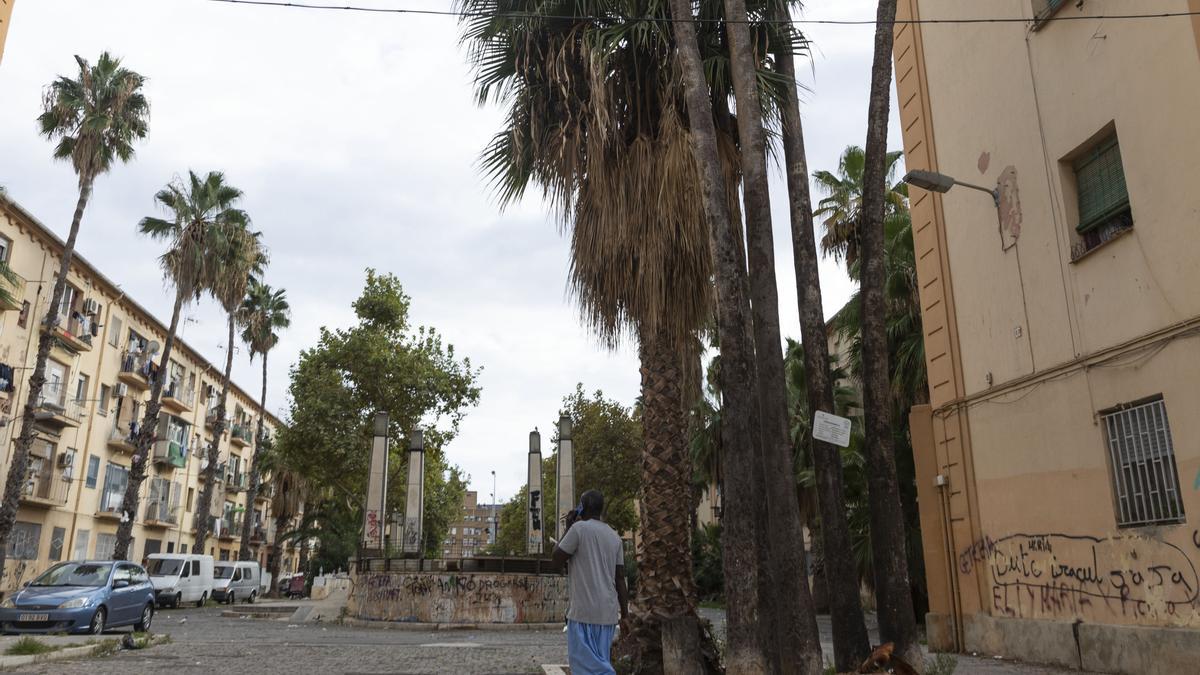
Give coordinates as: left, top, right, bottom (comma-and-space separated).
180, 544, 188, 555
49, 527, 66, 561
85, 455, 100, 489
98, 384, 111, 416
113, 563, 132, 584
74, 373, 89, 404
107, 316, 123, 348
0, 235, 10, 263
73, 529, 90, 560
167, 542, 175, 554
99, 462, 129, 513
219, 549, 229, 561
18, 301, 29, 328
45, 360, 67, 406
1071, 134, 1133, 259
1103, 397, 1184, 527
191, 560, 200, 576
131, 566, 149, 584
95, 533, 117, 560
144, 539, 162, 557
8, 522, 41, 560
187, 487, 194, 512
57, 284, 78, 322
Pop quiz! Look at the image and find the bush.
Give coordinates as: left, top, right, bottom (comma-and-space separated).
692, 524, 723, 602
5, 637, 57, 656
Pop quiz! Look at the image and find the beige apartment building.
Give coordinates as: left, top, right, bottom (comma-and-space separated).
443, 491, 497, 557
896, 1, 1200, 672
0, 0, 13, 65
0, 194, 300, 589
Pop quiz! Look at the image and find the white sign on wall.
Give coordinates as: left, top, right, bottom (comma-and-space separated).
813, 410, 853, 448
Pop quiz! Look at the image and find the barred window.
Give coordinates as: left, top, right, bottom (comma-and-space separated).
8, 522, 41, 560
95, 533, 117, 561
1103, 397, 1185, 527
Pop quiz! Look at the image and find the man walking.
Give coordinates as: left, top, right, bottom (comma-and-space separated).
552, 490, 628, 675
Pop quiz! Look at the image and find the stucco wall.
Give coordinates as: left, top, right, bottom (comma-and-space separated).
349, 572, 568, 624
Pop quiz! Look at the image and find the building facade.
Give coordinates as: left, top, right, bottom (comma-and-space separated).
897, 1, 1200, 672
0, 0, 13, 65
443, 491, 497, 557
0, 195, 299, 590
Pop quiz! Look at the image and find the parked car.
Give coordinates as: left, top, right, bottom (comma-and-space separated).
212, 561, 260, 604
147, 554, 214, 608
0, 561, 155, 635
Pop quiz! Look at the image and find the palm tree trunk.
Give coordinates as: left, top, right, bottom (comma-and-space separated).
0, 176, 93, 577
722, 0, 823, 670
664, 0, 767, 669
193, 313, 237, 552
113, 289, 186, 561
860, 0, 920, 668
625, 324, 699, 671
239, 352, 269, 561
268, 513, 288, 598
772, 4, 872, 669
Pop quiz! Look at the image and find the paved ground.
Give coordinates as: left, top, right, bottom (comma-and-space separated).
5, 604, 1102, 674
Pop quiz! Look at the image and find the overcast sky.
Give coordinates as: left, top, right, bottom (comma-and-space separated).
0, 0, 900, 504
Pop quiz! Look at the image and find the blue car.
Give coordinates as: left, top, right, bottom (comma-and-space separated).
0, 560, 155, 635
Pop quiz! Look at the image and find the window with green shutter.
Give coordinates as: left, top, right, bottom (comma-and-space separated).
1074, 135, 1130, 233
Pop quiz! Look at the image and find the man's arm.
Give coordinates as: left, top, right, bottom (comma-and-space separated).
615, 565, 629, 621
552, 545, 571, 569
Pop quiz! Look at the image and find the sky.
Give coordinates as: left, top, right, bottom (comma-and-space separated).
0, 0, 900, 505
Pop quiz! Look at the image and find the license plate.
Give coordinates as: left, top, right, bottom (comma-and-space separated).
18, 613, 48, 622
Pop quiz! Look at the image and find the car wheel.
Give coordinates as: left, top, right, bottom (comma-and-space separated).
197, 592, 207, 608
227, 592, 235, 605
247, 591, 256, 604
89, 607, 107, 635
135, 603, 154, 632
175, 593, 182, 609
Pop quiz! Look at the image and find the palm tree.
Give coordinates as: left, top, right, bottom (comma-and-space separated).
813, 145, 907, 268
112, 171, 248, 561
192, 223, 265, 552
237, 279, 290, 561
267, 468, 307, 598
859, 0, 921, 666
0, 53, 148, 573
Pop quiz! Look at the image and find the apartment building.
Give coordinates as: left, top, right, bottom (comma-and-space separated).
0, 0, 13, 65
0, 194, 299, 589
896, 1, 1200, 672
442, 491, 497, 557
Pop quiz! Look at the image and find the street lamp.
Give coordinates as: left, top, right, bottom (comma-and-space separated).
490, 470, 497, 546
903, 169, 999, 206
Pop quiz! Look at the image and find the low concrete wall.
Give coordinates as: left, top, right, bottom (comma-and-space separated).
348, 571, 568, 624
963, 613, 1080, 670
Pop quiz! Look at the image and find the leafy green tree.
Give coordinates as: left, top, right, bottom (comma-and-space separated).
238, 279, 291, 560
277, 270, 479, 564
0, 53, 148, 573
114, 170, 248, 561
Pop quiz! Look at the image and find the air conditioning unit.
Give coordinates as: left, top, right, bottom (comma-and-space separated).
57, 451, 74, 468
83, 299, 101, 315
115, 383, 129, 398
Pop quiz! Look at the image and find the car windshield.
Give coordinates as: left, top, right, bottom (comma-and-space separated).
214, 565, 234, 579
147, 559, 183, 576
31, 562, 113, 587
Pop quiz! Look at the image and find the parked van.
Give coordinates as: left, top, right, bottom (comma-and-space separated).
147, 554, 215, 608
212, 561, 260, 604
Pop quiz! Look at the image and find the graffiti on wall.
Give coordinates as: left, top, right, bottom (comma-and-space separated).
958, 532, 1200, 625
352, 572, 568, 624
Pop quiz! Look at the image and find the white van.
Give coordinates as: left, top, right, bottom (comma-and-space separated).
212, 561, 260, 604
147, 554, 215, 608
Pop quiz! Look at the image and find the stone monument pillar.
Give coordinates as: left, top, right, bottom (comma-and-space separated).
555, 414, 575, 542
402, 429, 425, 555
527, 428, 543, 555
362, 412, 389, 553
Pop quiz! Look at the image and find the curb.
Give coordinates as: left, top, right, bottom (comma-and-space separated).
326, 618, 563, 632
541, 666, 568, 675
0, 633, 168, 668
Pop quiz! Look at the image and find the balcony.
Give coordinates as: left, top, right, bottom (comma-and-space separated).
255, 483, 274, 503
107, 421, 138, 454
152, 439, 188, 469
250, 525, 266, 543
230, 424, 252, 448
19, 474, 69, 508
33, 395, 83, 429
0, 272, 26, 312
144, 502, 179, 529
161, 381, 194, 414
118, 354, 154, 390
219, 515, 241, 540
225, 471, 248, 493
205, 407, 229, 430
95, 497, 124, 521
43, 315, 93, 353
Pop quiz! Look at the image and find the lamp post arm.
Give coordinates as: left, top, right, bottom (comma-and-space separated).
953, 179, 1000, 205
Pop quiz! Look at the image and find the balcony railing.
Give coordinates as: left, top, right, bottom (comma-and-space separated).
107, 421, 139, 453
153, 439, 188, 469
225, 471, 248, 492
44, 314, 93, 352
162, 380, 195, 411
256, 483, 274, 502
219, 515, 242, 539
33, 391, 84, 428
144, 502, 179, 526
0, 272, 26, 312
230, 424, 252, 447
118, 354, 154, 388
20, 473, 69, 507
96, 492, 125, 520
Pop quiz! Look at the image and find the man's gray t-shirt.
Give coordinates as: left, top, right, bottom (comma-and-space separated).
557, 518, 623, 625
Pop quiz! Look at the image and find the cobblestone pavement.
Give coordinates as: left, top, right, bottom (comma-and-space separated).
8, 604, 1104, 674
9, 604, 565, 674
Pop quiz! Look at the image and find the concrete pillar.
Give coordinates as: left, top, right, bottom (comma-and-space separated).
363, 412, 389, 554
527, 429, 543, 555
402, 429, 425, 555
555, 414, 575, 542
